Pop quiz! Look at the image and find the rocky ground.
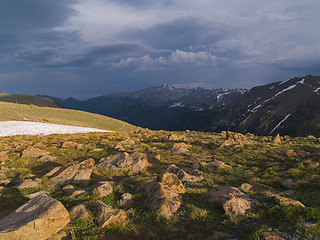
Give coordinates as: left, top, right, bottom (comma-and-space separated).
0, 130, 319, 239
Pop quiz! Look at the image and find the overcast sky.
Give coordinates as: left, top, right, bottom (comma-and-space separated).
1, 0, 320, 99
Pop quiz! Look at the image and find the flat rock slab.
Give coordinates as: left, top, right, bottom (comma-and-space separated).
0, 195, 70, 240
96, 152, 148, 174
73, 158, 95, 185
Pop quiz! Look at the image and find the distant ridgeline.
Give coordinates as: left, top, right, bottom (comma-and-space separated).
33, 75, 320, 137
0, 94, 61, 108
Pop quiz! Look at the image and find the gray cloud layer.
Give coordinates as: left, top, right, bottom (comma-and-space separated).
1, 0, 320, 98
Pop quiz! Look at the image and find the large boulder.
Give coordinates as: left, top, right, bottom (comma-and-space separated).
96, 152, 148, 174
166, 164, 203, 182
0, 195, 70, 240
208, 186, 255, 217
145, 173, 185, 218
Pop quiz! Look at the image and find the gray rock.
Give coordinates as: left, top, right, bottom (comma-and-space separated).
39, 155, 57, 162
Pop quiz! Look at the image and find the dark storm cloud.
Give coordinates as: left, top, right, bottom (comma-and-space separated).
1, 0, 320, 98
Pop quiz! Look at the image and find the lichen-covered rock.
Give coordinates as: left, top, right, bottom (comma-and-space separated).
73, 158, 95, 185
208, 186, 255, 217
96, 152, 148, 174
93, 181, 113, 198
272, 195, 305, 207
96, 203, 126, 228
0, 195, 70, 240
60, 141, 78, 149
145, 173, 185, 218
166, 164, 203, 182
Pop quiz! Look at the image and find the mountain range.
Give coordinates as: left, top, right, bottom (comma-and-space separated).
3, 75, 319, 137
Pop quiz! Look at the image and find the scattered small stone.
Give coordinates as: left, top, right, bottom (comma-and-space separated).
96, 203, 127, 228
70, 189, 86, 198
89, 148, 104, 152
60, 141, 78, 149
63, 185, 75, 195
0, 152, 8, 162
171, 142, 190, 154
39, 155, 57, 162
69, 204, 90, 221
282, 150, 296, 157
307, 162, 319, 169
0, 180, 10, 185
221, 131, 248, 146
93, 181, 113, 198
278, 190, 294, 196
165, 133, 182, 141
26, 190, 49, 199
208, 186, 255, 217
119, 193, 133, 206
282, 178, 294, 189
240, 183, 252, 191
211, 231, 232, 239
296, 221, 318, 228
297, 152, 310, 158
15, 179, 39, 189
207, 160, 231, 169
45, 166, 62, 177
272, 133, 281, 144
272, 195, 305, 207
114, 143, 125, 151
263, 232, 286, 240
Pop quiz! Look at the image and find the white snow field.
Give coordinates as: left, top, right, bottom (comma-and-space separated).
0, 121, 111, 137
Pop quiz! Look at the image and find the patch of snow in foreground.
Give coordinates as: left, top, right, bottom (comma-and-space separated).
0, 121, 112, 137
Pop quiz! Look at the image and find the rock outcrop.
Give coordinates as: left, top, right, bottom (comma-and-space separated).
0, 195, 70, 240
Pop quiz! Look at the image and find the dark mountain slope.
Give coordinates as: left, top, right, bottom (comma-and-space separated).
0, 94, 61, 108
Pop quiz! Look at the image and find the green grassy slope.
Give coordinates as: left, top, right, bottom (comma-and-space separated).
0, 102, 137, 132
